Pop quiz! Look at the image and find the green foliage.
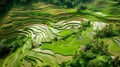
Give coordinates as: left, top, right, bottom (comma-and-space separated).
0, 45, 10, 58
77, 4, 87, 12
0, 0, 33, 20
39, 0, 90, 9
96, 24, 119, 38
0, 0, 13, 21
60, 40, 120, 67
108, 5, 120, 15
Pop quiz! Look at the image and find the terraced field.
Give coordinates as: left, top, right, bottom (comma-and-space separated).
0, 2, 120, 67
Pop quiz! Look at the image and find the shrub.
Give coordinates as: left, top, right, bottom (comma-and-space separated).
96, 24, 119, 38
77, 4, 87, 12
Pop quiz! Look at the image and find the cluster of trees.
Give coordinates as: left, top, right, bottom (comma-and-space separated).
60, 40, 120, 67
39, 0, 93, 8
0, 0, 33, 20
96, 24, 119, 38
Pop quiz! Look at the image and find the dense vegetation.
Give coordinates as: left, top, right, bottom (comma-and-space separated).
60, 41, 120, 67
0, 0, 120, 20
0, 0, 120, 67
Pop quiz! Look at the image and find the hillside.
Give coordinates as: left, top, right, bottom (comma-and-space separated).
0, 0, 120, 67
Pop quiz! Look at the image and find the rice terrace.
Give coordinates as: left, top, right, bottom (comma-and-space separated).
0, 0, 120, 67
